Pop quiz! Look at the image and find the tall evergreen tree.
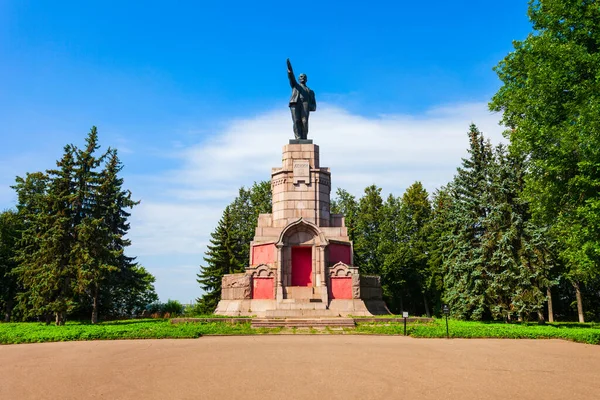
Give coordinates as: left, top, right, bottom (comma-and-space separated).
71, 127, 109, 323
14, 146, 78, 325
484, 145, 554, 321
76, 148, 141, 323
443, 125, 494, 320
196, 206, 244, 313
0, 210, 20, 321
442, 125, 557, 321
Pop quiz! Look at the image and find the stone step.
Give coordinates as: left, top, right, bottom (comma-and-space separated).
276, 302, 328, 310
252, 317, 355, 328
281, 298, 323, 303
264, 309, 340, 318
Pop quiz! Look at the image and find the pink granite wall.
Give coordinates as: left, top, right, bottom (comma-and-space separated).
330, 277, 352, 299
328, 243, 352, 265
251, 243, 275, 265
252, 277, 274, 299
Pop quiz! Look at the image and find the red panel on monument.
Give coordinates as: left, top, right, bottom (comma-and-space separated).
330, 277, 352, 299
291, 247, 312, 286
252, 278, 274, 299
328, 243, 351, 265
252, 243, 275, 265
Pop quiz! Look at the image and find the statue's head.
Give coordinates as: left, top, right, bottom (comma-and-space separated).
299, 73, 307, 84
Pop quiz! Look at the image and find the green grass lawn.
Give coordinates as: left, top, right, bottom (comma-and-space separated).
0, 319, 261, 344
1, 318, 599, 345
354, 319, 600, 344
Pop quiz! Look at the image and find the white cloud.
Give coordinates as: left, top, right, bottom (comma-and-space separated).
126, 101, 506, 301
150, 101, 506, 201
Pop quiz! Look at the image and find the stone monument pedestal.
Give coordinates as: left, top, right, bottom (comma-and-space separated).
215, 142, 390, 317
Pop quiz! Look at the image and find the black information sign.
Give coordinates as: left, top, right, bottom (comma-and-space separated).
442, 304, 450, 338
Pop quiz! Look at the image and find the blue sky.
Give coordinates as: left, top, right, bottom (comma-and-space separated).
0, 1, 533, 303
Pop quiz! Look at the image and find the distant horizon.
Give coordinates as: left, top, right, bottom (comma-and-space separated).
0, 1, 532, 302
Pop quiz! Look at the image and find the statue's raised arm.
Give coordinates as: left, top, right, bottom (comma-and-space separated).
287, 58, 297, 88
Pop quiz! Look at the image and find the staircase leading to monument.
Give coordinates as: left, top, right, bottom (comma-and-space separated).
251, 317, 355, 329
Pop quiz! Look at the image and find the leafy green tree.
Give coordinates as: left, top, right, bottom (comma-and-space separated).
426, 187, 453, 315
100, 265, 158, 317
398, 182, 432, 316
354, 185, 384, 275
331, 188, 359, 243
196, 206, 244, 313
0, 210, 21, 321
378, 193, 405, 313
490, 0, 600, 322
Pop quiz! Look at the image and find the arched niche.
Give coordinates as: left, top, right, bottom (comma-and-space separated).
276, 218, 328, 247
276, 218, 328, 290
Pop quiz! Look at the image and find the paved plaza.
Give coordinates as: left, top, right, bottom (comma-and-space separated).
2, 336, 599, 400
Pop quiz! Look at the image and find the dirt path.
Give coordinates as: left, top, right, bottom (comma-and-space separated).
2, 336, 599, 400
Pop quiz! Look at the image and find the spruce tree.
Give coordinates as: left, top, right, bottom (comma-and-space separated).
71, 127, 109, 323
442, 125, 557, 321
0, 210, 20, 321
485, 145, 555, 321
196, 206, 244, 313
443, 124, 494, 320
14, 146, 78, 325
77, 148, 141, 322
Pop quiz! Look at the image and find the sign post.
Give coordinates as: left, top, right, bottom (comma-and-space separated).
442, 304, 450, 339
402, 311, 409, 336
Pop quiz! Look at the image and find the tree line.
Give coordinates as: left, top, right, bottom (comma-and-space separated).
198, 123, 599, 322
0, 128, 157, 325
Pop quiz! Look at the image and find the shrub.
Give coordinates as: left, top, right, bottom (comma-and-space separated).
162, 300, 183, 316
